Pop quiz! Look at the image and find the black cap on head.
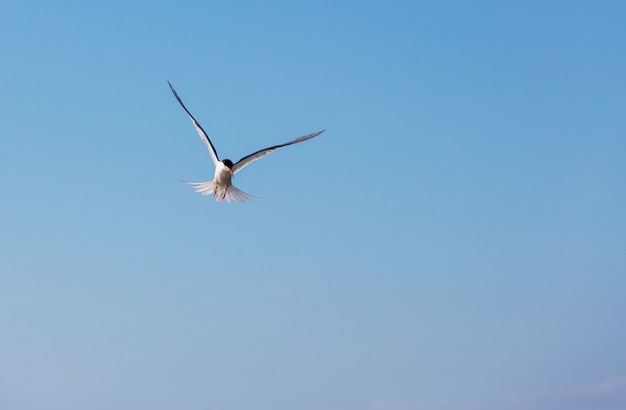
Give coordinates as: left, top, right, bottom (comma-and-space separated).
222, 159, 234, 169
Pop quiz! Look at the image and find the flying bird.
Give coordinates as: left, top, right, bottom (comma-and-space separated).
168, 81, 324, 203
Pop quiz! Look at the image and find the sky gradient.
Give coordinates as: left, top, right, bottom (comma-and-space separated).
1, 1, 625, 409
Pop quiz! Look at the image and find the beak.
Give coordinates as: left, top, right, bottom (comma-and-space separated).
228, 168, 234, 177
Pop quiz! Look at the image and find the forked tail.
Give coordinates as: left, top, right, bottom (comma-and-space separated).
179, 180, 265, 203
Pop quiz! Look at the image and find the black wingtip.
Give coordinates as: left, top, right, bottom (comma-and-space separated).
309, 129, 325, 139
167, 80, 177, 94
167, 82, 187, 109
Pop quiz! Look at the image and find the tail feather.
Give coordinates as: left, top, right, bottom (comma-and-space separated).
225, 184, 265, 203
180, 180, 216, 196
179, 180, 265, 203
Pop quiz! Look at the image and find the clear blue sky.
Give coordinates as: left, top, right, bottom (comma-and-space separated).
1, 1, 625, 409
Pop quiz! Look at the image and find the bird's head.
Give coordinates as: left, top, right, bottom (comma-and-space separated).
222, 159, 234, 176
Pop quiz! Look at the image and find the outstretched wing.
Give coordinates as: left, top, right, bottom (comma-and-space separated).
232, 130, 325, 174
168, 81, 220, 167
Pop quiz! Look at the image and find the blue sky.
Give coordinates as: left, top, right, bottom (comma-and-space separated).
1, 1, 625, 409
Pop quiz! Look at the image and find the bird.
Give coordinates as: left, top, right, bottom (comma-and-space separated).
168, 81, 324, 203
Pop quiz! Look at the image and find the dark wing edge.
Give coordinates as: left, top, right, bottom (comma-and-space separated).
168, 81, 220, 166
232, 129, 325, 174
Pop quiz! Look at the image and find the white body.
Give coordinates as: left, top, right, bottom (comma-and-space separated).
185, 162, 256, 203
